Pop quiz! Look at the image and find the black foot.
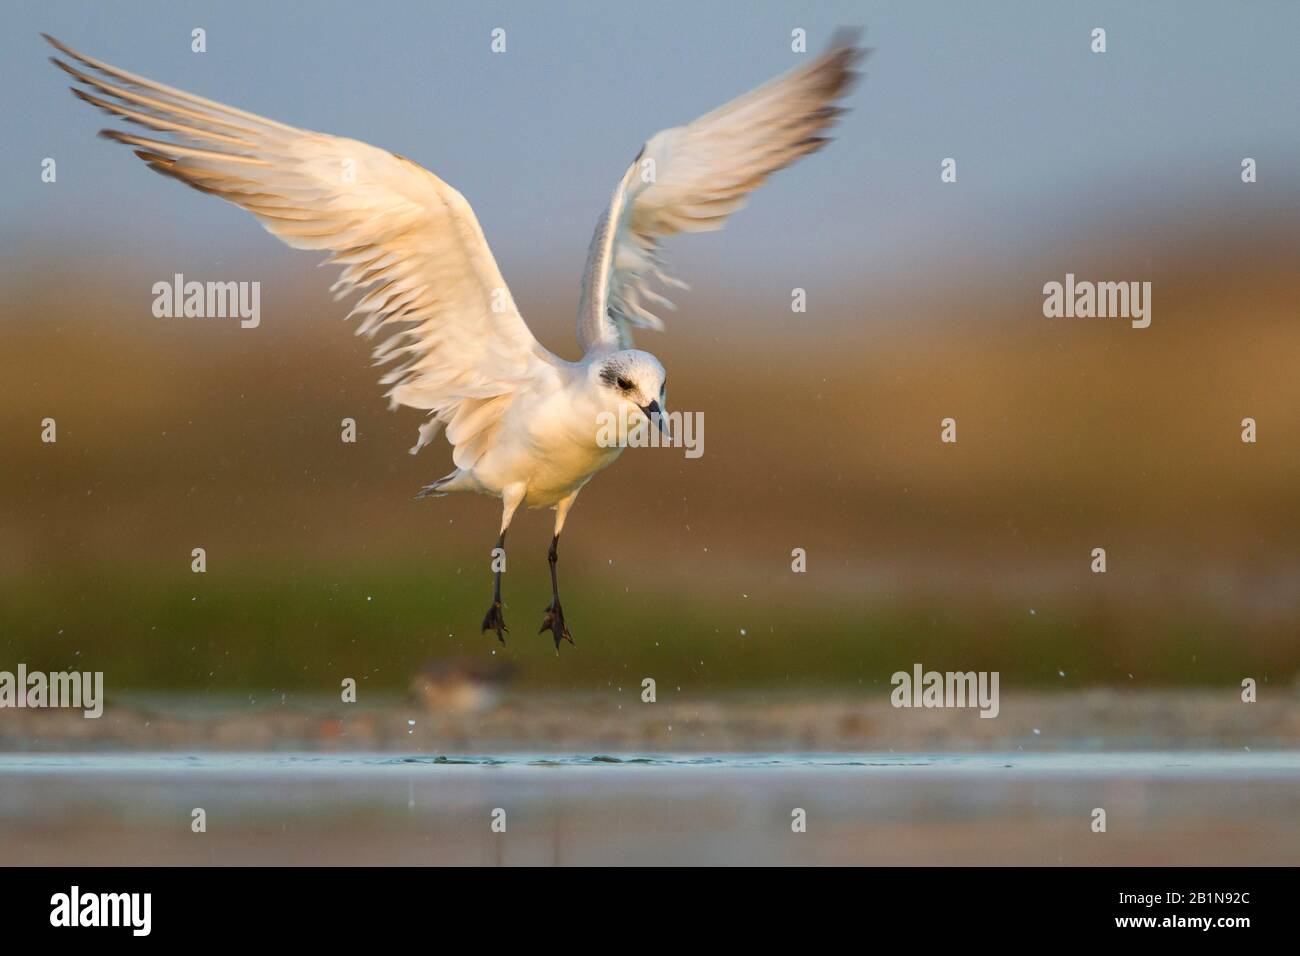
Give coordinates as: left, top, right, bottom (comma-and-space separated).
538, 600, 574, 650
481, 601, 508, 644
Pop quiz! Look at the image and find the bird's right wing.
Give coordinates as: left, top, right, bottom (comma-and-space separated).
577, 30, 864, 353
48, 35, 559, 464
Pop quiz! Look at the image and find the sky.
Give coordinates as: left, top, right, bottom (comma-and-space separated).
3, 0, 1299, 311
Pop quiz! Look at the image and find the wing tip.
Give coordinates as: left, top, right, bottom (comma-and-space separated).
42, 33, 88, 68
823, 30, 870, 99
49, 55, 77, 78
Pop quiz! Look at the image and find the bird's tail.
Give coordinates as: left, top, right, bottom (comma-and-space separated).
415, 469, 461, 500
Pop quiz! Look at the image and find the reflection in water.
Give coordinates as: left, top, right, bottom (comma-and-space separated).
0, 752, 1296, 865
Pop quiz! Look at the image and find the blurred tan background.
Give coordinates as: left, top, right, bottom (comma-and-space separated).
4, 211, 1298, 693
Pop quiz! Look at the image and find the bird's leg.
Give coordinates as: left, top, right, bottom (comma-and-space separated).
481, 529, 509, 643
538, 533, 573, 650
538, 490, 580, 651
481, 488, 523, 644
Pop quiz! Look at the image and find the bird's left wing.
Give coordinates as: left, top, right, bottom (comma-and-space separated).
47, 35, 559, 463
577, 30, 865, 353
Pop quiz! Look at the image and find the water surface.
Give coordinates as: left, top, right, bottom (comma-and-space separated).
1, 751, 1295, 865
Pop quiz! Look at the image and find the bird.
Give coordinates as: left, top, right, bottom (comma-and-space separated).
47, 30, 864, 650
409, 657, 516, 715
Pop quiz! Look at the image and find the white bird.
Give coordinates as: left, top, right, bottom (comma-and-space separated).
48, 31, 864, 649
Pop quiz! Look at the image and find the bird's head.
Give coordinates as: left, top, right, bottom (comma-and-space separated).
592, 349, 669, 437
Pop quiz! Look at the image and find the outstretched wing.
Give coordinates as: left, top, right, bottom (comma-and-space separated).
577, 30, 864, 353
47, 35, 558, 464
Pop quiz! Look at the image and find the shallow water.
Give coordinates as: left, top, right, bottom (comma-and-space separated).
2, 750, 1297, 773
1, 751, 1297, 865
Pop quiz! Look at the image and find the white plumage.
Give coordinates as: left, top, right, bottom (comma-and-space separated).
49, 30, 863, 647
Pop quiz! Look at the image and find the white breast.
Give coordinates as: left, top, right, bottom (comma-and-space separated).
468, 379, 624, 508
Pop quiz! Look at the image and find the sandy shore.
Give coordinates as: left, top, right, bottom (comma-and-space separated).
1, 688, 1295, 753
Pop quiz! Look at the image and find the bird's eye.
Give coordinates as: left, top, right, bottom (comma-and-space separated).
616, 377, 633, 391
